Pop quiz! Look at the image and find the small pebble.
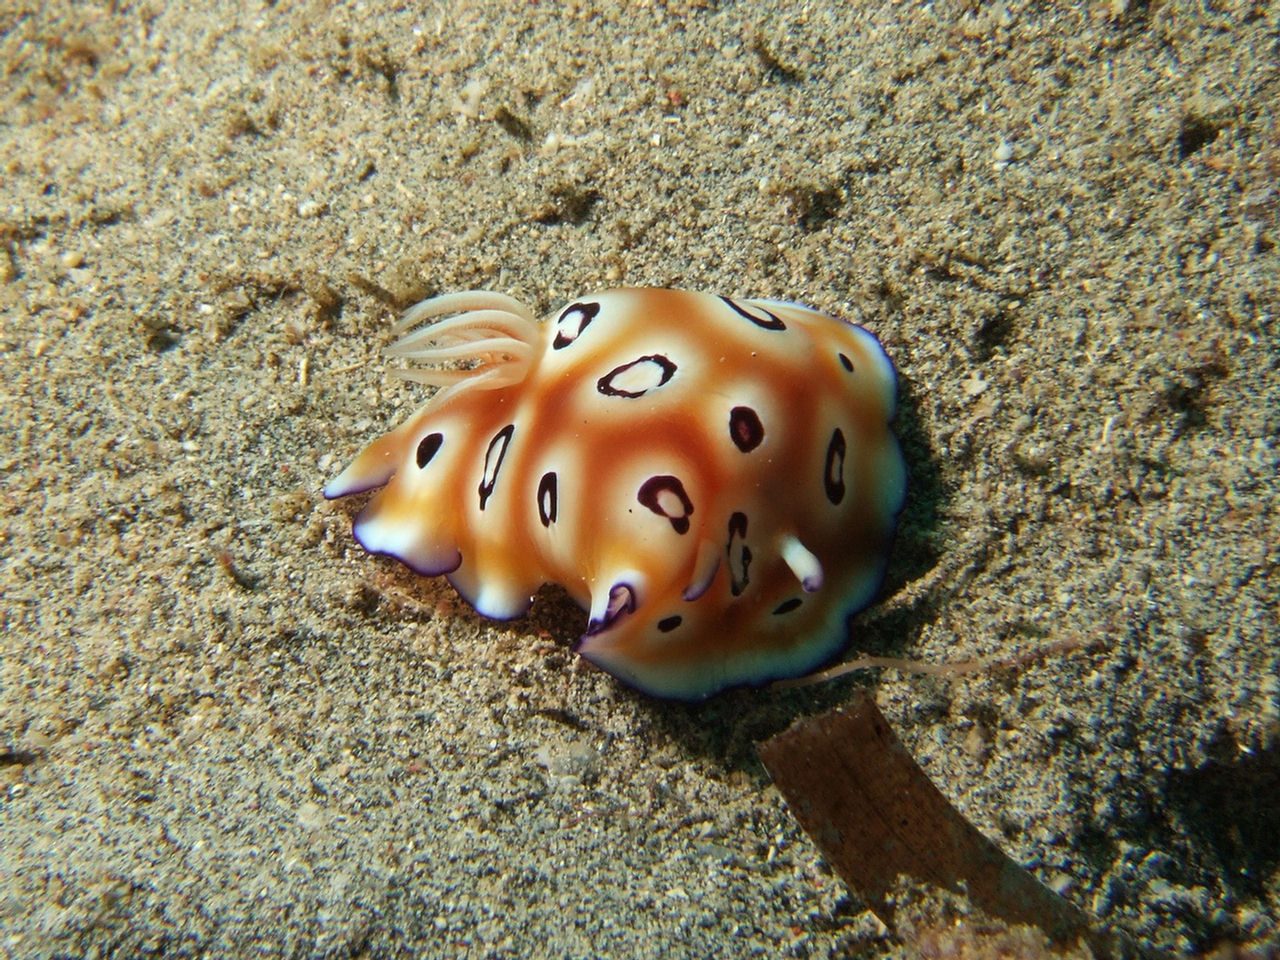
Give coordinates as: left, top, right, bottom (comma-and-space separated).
296, 801, 327, 830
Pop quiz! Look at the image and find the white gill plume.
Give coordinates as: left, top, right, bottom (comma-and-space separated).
385, 290, 540, 403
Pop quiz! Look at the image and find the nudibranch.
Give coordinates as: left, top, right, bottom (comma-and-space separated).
325, 288, 906, 700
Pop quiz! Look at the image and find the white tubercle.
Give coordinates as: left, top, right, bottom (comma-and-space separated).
682, 538, 722, 601
779, 535, 824, 593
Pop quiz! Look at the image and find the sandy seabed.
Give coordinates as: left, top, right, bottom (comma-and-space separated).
1, 2, 1277, 957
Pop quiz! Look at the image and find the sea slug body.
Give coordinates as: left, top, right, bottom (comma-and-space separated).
326, 288, 906, 700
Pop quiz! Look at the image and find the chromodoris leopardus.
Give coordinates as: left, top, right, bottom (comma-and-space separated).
325, 288, 906, 700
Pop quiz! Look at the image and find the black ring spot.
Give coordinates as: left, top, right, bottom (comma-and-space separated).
772, 597, 803, 616
838, 352, 854, 372
637, 475, 693, 535
552, 301, 601, 350
727, 511, 751, 597
537, 471, 557, 527
824, 427, 846, 505
478, 424, 515, 510
597, 354, 677, 398
721, 296, 786, 331
728, 406, 764, 453
416, 432, 443, 469
657, 615, 682, 633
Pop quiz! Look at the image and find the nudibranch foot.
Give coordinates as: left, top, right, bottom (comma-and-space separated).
351, 500, 462, 578
446, 564, 537, 621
